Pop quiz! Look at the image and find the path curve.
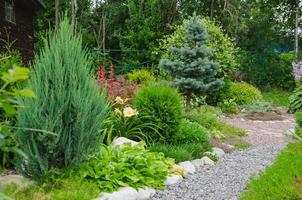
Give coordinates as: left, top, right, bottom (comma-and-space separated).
153, 112, 295, 200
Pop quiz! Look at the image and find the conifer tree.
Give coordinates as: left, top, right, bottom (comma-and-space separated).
160, 15, 224, 109
16, 19, 108, 178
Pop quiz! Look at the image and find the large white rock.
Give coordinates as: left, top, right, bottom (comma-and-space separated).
200, 156, 215, 166
191, 159, 205, 169
165, 175, 183, 186
178, 161, 196, 176
212, 147, 225, 158
137, 187, 156, 200
96, 187, 138, 200
112, 137, 139, 147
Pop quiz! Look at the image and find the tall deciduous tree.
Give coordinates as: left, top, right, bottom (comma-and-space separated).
160, 15, 224, 109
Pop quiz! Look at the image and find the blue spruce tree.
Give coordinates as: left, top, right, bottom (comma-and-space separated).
160, 15, 224, 109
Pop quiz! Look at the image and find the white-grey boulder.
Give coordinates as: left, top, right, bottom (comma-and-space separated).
212, 147, 225, 158
165, 175, 183, 186
191, 159, 205, 169
137, 187, 156, 200
96, 187, 138, 200
178, 161, 196, 176
200, 156, 215, 166
112, 137, 139, 147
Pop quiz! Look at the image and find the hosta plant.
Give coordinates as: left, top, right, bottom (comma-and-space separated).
80, 142, 174, 192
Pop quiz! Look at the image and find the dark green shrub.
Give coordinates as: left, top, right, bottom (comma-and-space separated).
289, 84, 302, 113
219, 81, 262, 105
240, 51, 296, 90
173, 119, 209, 145
133, 83, 184, 142
127, 69, 155, 84
16, 19, 108, 178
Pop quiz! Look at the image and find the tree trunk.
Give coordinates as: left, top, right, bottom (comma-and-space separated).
55, 0, 60, 30
71, 0, 78, 33
210, 0, 214, 20
294, 1, 299, 61
185, 94, 191, 111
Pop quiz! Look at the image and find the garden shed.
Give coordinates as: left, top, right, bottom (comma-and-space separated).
0, 0, 45, 62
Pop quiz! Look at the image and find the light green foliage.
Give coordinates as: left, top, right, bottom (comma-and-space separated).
149, 117, 210, 162
294, 112, 302, 137
16, 19, 108, 178
173, 119, 209, 145
262, 91, 290, 107
133, 84, 184, 142
149, 142, 210, 163
80, 143, 173, 192
3, 176, 99, 200
160, 16, 240, 76
0, 61, 34, 167
127, 69, 155, 84
148, 143, 193, 162
220, 81, 262, 105
0, 51, 22, 80
160, 15, 224, 101
218, 99, 238, 114
240, 142, 302, 200
289, 84, 302, 113
186, 106, 246, 137
242, 102, 274, 113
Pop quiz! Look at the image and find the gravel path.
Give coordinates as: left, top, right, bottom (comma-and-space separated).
153, 112, 295, 200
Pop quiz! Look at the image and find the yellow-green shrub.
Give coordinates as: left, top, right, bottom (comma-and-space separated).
127, 69, 155, 84
220, 81, 262, 105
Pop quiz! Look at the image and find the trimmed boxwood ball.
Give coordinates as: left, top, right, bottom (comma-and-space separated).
133, 83, 184, 142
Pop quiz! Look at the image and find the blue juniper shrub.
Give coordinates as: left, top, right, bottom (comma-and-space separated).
16, 19, 108, 178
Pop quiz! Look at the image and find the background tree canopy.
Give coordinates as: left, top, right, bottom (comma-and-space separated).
34, 0, 301, 90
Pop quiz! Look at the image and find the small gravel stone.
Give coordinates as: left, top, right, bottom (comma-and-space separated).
153, 144, 285, 200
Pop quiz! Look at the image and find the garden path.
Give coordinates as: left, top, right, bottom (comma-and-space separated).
153, 110, 295, 200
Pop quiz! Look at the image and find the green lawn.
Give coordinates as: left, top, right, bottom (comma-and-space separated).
240, 142, 302, 200
262, 91, 290, 107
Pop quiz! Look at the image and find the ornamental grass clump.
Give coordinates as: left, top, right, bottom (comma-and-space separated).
16, 19, 108, 178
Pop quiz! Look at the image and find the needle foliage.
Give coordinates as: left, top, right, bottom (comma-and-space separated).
16, 19, 108, 178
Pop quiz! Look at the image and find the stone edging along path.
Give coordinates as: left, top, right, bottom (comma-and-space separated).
95, 112, 295, 200
152, 113, 295, 200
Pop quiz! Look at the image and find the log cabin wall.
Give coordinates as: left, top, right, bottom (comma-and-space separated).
0, 0, 37, 63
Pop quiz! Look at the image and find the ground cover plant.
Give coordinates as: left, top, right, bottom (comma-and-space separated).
262, 91, 290, 107
240, 142, 302, 200
15, 19, 109, 178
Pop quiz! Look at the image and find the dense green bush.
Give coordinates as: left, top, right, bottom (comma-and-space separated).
0, 51, 22, 79
160, 16, 240, 77
133, 84, 184, 142
127, 69, 155, 84
81, 143, 173, 192
241, 51, 296, 90
289, 84, 302, 113
16, 20, 108, 178
219, 81, 262, 105
173, 119, 209, 145
186, 106, 246, 138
